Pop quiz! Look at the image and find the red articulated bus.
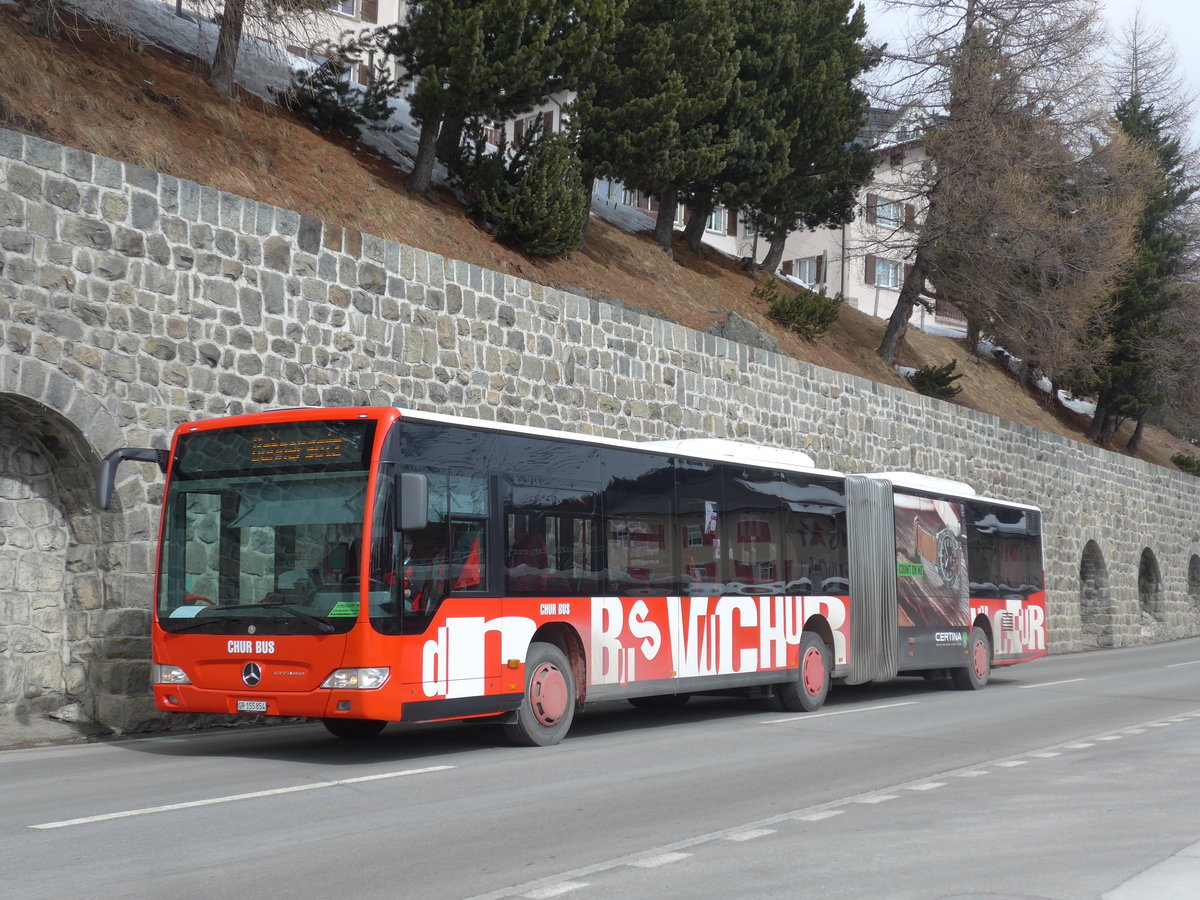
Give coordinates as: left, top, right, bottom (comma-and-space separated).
98, 407, 1046, 746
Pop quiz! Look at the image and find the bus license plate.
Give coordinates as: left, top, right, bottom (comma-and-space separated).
237, 700, 268, 713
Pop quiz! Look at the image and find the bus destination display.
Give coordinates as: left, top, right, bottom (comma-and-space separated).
176, 420, 374, 476
250, 433, 349, 465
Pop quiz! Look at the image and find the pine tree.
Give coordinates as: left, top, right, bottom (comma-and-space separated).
574, 0, 738, 255
362, 0, 622, 196
1086, 93, 1196, 451
479, 130, 591, 257
732, 0, 873, 276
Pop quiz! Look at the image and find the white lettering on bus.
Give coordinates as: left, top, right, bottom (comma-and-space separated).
592, 595, 848, 684
227, 640, 276, 655
591, 597, 664, 685
422, 616, 537, 699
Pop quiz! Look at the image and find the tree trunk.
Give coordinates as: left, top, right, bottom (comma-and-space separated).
653, 187, 677, 257
1085, 398, 1107, 442
435, 113, 466, 163
209, 0, 248, 100
576, 170, 595, 252
29, 0, 62, 39
682, 201, 712, 256
877, 252, 928, 365
1098, 413, 1121, 448
1127, 414, 1147, 453
966, 316, 982, 355
407, 116, 442, 196
758, 234, 786, 277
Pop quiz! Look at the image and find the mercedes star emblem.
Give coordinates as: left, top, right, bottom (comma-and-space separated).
242, 662, 262, 687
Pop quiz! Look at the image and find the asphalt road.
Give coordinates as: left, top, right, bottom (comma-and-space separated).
4, 638, 1200, 900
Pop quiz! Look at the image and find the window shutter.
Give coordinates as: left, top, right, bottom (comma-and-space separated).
782, 260, 793, 276
904, 204, 916, 230
683, 208, 692, 225
649, 195, 659, 213
726, 209, 737, 236
815, 256, 824, 284
543, 110, 554, 133
360, 0, 378, 22
865, 193, 877, 225
904, 263, 913, 284
864, 254, 876, 285
514, 118, 524, 143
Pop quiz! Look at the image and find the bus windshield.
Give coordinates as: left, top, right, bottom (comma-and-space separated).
156, 420, 376, 635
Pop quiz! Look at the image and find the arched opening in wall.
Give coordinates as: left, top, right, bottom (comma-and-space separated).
1138, 547, 1166, 627
1079, 540, 1113, 648
0, 395, 103, 721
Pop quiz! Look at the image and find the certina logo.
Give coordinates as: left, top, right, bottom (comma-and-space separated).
242, 662, 262, 687
935, 631, 967, 645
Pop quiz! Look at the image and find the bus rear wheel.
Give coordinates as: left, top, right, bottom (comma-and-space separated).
951, 626, 992, 691
322, 718, 387, 739
504, 642, 575, 747
775, 631, 830, 713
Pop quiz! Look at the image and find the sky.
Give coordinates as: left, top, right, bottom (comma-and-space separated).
860, 0, 1200, 143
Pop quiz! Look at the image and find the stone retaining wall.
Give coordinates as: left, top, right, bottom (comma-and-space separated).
2, 128, 1199, 731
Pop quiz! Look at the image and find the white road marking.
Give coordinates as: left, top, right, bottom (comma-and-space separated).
1097, 735, 1123, 741
954, 770, 989, 777
631, 853, 691, 868
1063, 742, 1095, 749
997, 760, 1028, 768
522, 883, 587, 899
764, 701, 918, 724
1030, 751, 1061, 758
794, 810, 844, 822
1166, 660, 1200, 668
727, 829, 775, 841
30, 765, 454, 830
907, 782, 946, 791
1019, 678, 1085, 689
854, 794, 898, 804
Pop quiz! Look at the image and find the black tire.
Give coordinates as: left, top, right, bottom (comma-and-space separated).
951, 626, 992, 690
628, 693, 691, 711
503, 642, 576, 747
322, 717, 387, 739
775, 631, 831, 712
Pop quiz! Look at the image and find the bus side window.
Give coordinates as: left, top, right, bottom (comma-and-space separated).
450, 520, 485, 591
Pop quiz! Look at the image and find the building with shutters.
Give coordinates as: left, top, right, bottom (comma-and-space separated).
691, 109, 965, 334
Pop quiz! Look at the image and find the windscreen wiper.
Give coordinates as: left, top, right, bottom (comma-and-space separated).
165, 604, 334, 634
256, 602, 336, 634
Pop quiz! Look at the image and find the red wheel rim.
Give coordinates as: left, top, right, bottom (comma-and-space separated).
972, 638, 988, 679
529, 662, 568, 726
802, 646, 825, 697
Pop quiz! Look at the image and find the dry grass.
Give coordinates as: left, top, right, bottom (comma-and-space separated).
1, 5, 1193, 472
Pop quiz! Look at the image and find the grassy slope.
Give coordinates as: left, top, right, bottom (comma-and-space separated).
1, 5, 1193, 471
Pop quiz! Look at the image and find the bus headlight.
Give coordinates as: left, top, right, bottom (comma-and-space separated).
321, 667, 390, 690
152, 664, 191, 685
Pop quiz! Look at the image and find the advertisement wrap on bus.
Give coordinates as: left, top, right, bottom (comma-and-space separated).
97, 406, 1046, 746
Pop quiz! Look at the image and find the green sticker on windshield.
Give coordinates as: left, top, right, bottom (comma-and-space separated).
327, 601, 360, 617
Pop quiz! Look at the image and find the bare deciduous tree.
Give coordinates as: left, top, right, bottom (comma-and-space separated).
865, 0, 1139, 373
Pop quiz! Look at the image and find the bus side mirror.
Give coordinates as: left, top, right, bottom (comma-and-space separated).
396, 472, 429, 532
96, 447, 169, 511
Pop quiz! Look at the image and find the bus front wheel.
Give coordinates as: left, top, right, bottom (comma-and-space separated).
504, 642, 575, 747
322, 717, 387, 739
775, 631, 830, 713
951, 627, 992, 691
